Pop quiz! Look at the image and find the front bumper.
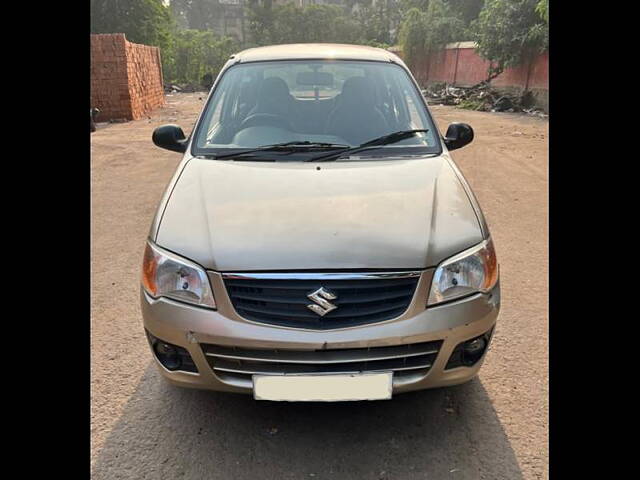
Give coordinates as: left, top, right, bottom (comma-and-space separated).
140, 271, 500, 396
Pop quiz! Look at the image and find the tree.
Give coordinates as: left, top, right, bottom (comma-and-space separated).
445, 0, 484, 26
245, 0, 276, 47
399, 0, 465, 71
169, 0, 230, 33
423, 0, 465, 50
398, 8, 428, 69
536, 0, 548, 23
354, 0, 398, 46
472, 0, 548, 82
166, 29, 237, 84
246, 3, 364, 47
399, 0, 430, 15
298, 5, 356, 44
90, 0, 174, 54
535, 0, 549, 50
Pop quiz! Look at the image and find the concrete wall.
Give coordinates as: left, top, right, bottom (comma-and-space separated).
91, 34, 165, 122
393, 42, 549, 111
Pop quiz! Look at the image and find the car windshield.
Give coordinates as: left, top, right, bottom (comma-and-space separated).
192, 60, 441, 159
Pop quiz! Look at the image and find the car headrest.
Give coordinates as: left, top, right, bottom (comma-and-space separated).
340, 76, 375, 106
259, 77, 291, 101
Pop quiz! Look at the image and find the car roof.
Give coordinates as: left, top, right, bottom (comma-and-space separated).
233, 43, 402, 64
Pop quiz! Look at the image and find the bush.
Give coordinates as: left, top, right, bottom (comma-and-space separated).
472, 0, 548, 81
164, 30, 237, 85
399, 0, 465, 71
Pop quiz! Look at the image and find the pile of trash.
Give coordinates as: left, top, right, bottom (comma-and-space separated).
164, 82, 208, 94
422, 82, 547, 117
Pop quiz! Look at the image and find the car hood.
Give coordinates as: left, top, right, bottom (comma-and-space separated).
155, 155, 483, 271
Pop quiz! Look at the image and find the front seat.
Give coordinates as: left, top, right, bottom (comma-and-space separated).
325, 76, 389, 144
247, 76, 294, 119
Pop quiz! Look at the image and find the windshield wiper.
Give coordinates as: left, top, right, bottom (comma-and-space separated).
209, 141, 350, 160
303, 129, 430, 162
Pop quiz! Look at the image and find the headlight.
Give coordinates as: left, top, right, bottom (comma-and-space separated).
141, 240, 216, 309
428, 238, 498, 306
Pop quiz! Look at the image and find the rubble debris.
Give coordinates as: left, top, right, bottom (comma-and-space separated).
493, 96, 513, 112
179, 83, 209, 93
421, 82, 548, 118
164, 83, 182, 93
522, 107, 549, 118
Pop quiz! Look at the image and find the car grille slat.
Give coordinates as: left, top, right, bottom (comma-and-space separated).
223, 274, 420, 329
202, 340, 443, 379
234, 298, 412, 320
228, 289, 415, 305
203, 342, 440, 364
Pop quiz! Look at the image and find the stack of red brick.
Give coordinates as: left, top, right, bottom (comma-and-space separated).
90, 33, 165, 122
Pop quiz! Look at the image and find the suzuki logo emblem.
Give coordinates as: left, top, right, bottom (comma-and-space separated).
306, 287, 338, 316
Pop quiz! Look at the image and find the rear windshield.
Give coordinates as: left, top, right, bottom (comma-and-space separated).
192, 60, 441, 157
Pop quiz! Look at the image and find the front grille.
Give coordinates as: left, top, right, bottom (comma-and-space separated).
223, 274, 421, 329
202, 340, 443, 384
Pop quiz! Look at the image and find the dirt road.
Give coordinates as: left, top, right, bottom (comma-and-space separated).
91, 93, 548, 479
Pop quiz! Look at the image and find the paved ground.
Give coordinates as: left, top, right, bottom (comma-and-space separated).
91, 93, 548, 479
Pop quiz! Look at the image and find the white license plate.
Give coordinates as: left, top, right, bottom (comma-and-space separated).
253, 372, 393, 402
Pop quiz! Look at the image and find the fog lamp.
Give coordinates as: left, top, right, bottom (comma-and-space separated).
463, 337, 487, 358
445, 328, 494, 369
154, 341, 181, 370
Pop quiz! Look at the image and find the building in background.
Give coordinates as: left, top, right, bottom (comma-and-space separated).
170, 0, 246, 43
215, 0, 245, 42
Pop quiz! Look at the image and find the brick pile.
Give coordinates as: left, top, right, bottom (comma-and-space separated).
90, 33, 165, 122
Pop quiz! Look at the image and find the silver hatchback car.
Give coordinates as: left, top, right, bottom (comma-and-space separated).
142, 44, 500, 402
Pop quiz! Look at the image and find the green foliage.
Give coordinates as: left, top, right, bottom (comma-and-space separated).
269, 5, 359, 44
445, 0, 485, 26
90, 0, 238, 84
399, 0, 465, 69
458, 98, 484, 110
424, 0, 466, 49
245, 2, 394, 47
165, 30, 237, 84
399, 0, 484, 28
398, 8, 429, 68
472, 0, 548, 80
536, 0, 548, 23
245, 0, 275, 47
90, 0, 547, 87
90, 0, 174, 55
354, 1, 400, 46
170, 0, 226, 31
399, 0, 430, 15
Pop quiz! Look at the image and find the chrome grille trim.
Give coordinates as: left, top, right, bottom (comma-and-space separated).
202, 340, 443, 378
212, 361, 432, 376
203, 343, 440, 364
220, 271, 422, 281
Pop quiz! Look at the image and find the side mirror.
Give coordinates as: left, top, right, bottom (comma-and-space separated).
444, 122, 474, 151
152, 124, 188, 153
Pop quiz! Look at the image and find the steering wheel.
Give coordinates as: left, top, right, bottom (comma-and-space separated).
239, 113, 294, 131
